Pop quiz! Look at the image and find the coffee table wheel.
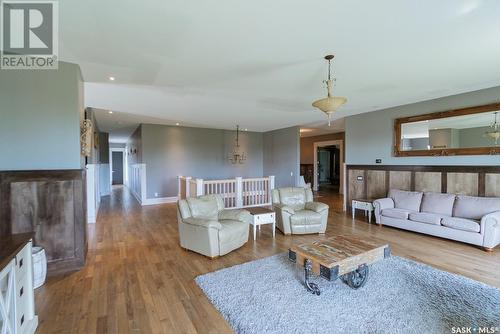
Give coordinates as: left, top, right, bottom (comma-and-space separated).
304, 259, 321, 295
342, 264, 369, 289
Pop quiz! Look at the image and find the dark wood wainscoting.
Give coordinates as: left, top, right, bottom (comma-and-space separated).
0, 169, 87, 275
346, 165, 500, 209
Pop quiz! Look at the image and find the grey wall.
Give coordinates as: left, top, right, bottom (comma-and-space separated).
459, 126, 497, 148
402, 137, 429, 150
139, 124, 264, 198
0, 62, 84, 170
263, 126, 300, 188
345, 85, 500, 165
98, 132, 111, 196
429, 128, 459, 149
127, 125, 143, 165
99, 132, 110, 163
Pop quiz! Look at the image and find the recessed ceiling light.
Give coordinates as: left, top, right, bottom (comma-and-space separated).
244, 128, 248, 131
109, 76, 115, 81
175, 122, 180, 126
108, 111, 113, 114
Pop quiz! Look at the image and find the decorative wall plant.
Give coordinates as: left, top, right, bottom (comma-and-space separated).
80, 119, 93, 157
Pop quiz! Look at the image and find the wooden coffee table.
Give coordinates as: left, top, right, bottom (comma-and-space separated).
288, 235, 390, 295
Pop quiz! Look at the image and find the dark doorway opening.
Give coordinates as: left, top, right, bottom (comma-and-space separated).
317, 145, 340, 192
112, 151, 124, 185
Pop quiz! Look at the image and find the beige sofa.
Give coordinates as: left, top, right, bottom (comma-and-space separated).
374, 189, 500, 250
272, 187, 329, 235
177, 194, 251, 257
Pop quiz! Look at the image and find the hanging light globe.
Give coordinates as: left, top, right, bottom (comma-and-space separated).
312, 55, 347, 126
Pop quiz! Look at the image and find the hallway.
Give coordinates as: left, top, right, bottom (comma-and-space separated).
34, 187, 500, 333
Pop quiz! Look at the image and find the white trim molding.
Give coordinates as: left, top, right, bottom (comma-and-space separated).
141, 197, 178, 206
86, 164, 100, 224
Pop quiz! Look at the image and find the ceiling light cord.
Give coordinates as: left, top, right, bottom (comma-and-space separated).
327, 58, 332, 81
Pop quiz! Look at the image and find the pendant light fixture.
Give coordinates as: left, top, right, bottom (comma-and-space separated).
312, 55, 347, 126
229, 125, 247, 164
485, 112, 500, 145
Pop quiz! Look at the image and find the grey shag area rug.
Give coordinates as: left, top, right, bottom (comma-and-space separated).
195, 253, 500, 334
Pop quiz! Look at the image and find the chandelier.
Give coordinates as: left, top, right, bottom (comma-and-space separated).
229, 125, 247, 164
485, 112, 500, 145
312, 55, 347, 126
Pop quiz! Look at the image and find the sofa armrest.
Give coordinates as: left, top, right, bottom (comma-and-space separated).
481, 211, 500, 249
305, 201, 329, 213
273, 204, 295, 215
219, 209, 252, 224
373, 198, 394, 211
373, 198, 394, 225
183, 217, 222, 230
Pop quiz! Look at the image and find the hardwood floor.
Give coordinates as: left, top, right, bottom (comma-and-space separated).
35, 186, 500, 334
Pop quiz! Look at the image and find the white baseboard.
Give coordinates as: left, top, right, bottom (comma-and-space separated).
141, 196, 178, 206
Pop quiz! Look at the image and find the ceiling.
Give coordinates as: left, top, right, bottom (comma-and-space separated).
58, 0, 500, 142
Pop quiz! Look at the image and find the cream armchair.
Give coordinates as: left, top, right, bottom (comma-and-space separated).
177, 194, 251, 258
272, 187, 329, 235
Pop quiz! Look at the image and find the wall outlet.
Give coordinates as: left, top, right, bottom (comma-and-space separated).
154, 192, 158, 197
290, 172, 294, 177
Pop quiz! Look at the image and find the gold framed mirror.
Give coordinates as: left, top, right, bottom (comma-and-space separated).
394, 103, 500, 157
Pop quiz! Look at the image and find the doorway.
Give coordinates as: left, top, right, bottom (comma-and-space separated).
313, 139, 344, 195
111, 151, 124, 185
317, 145, 341, 192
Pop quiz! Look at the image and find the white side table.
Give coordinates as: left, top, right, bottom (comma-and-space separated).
246, 207, 276, 240
352, 199, 374, 223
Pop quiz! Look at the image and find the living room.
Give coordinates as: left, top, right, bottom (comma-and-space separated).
1, 1, 500, 333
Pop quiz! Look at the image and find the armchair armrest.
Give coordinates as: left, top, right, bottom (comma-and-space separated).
218, 209, 252, 224
273, 204, 295, 215
481, 211, 500, 249
305, 201, 329, 213
183, 217, 222, 230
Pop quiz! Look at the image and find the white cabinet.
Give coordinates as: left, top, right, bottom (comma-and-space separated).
0, 240, 38, 334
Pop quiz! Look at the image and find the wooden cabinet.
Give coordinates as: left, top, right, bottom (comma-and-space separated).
0, 237, 38, 334
0, 170, 87, 275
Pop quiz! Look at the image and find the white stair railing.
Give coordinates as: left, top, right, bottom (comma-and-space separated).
178, 175, 275, 208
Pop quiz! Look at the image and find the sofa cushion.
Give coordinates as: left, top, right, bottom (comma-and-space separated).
453, 195, 500, 220
409, 212, 444, 226
388, 189, 423, 212
187, 195, 219, 220
381, 208, 413, 220
441, 216, 480, 233
278, 188, 306, 211
421, 192, 456, 216
290, 210, 322, 226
